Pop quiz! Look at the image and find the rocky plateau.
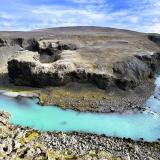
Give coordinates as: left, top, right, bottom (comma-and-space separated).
5, 27, 160, 91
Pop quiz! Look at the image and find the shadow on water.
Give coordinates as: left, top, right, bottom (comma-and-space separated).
12, 96, 32, 108
60, 121, 67, 125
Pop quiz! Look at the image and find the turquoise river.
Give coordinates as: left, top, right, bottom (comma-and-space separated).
1, 76, 160, 142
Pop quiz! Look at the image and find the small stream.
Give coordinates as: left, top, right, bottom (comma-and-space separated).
0, 77, 160, 142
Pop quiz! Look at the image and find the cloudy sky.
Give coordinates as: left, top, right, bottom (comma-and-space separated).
0, 0, 160, 33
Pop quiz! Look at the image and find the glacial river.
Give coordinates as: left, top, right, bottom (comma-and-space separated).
0, 77, 160, 142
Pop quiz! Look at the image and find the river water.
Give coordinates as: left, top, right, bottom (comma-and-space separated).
0, 77, 160, 142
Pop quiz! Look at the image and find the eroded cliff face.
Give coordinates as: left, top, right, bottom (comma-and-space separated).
148, 34, 160, 47
7, 50, 160, 90
1, 27, 160, 91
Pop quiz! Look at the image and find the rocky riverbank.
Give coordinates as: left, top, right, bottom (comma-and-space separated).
0, 111, 160, 160
37, 80, 155, 113
0, 26, 158, 113
0, 78, 154, 113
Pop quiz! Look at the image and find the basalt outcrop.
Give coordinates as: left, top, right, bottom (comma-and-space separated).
5, 27, 160, 91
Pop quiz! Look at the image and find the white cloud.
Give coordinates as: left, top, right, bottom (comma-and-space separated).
129, 16, 139, 23
0, 0, 160, 33
142, 23, 160, 33
32, 6, 106, 19
71, 0, 106, 4
0, 12, 14, 20
1, 22, 12, 27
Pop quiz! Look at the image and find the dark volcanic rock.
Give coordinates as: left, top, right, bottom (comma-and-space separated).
148, 34, 160, 47
0, 38, 7, 47
7, 50, 160, 90
114, 51, 160, 90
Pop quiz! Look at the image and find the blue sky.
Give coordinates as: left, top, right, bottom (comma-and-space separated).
0, 0, 160, 33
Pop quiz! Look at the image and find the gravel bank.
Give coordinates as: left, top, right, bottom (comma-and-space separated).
38, 80, 155, 113
0, 112, 160, 160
